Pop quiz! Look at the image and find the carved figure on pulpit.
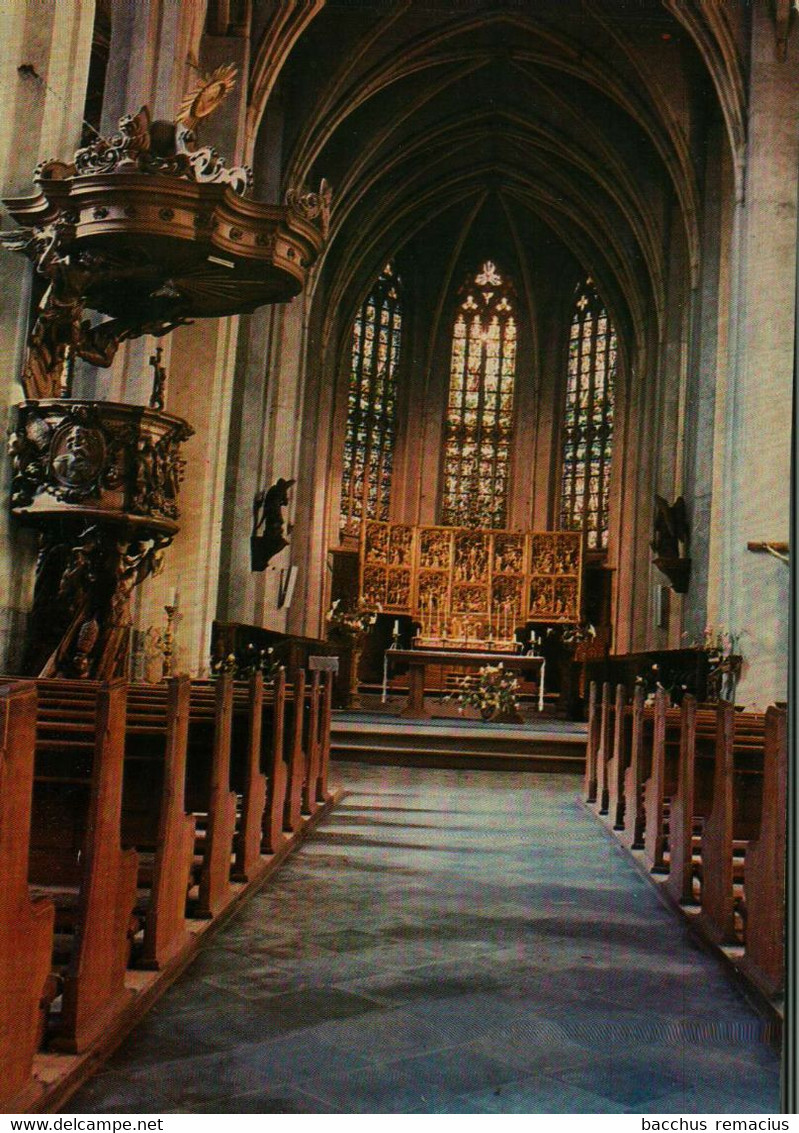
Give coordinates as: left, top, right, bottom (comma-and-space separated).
50, 424, 105, 490
250, 477, 296, 571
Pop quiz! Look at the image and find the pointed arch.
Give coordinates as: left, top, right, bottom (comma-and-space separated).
560, 278, 616, 551
339, 263, 403, 535
441, 261, 518, 528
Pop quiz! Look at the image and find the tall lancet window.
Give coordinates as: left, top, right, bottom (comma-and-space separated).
441, 261, 517, 528
560, 278, 616, 550
339, 263, 402, 534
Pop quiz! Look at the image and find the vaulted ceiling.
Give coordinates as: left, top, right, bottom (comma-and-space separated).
250, 0, 749, 350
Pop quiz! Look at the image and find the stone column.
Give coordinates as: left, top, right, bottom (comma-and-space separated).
0, 0, 95, 670
718, 8, 797, 708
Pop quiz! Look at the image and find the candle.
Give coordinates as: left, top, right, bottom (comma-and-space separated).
168, 585, 178, 608
393, 619, 400, 637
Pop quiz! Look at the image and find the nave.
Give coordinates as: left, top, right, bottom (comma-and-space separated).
66, 764, 780, 1115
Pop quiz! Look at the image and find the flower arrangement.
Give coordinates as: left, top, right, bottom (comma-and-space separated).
210, 642, 279, 680
560, 622, 597, 646
683, 626, 742, 658
325, 598, 379, 643
452, 663, 520, 719
634, 663, 689, 706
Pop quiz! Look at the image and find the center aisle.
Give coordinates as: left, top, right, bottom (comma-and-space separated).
68, 764, 780, 1114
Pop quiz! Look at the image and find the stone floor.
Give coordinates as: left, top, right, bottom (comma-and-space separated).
66, 763, 781, 1114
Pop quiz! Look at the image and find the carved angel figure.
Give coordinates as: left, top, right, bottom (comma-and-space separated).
250, 477, 296, 571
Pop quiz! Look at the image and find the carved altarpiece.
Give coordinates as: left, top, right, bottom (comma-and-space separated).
359, 521, 582, 645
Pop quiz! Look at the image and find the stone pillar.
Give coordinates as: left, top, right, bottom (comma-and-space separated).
718, 8, 797, 708
0, 0, 95, 670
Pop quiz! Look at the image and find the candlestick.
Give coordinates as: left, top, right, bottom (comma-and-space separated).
162, 604, 177, 678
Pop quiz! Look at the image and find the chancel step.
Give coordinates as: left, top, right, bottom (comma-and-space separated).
331, 713, 586, 772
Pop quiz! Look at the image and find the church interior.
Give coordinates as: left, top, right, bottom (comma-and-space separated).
0, 0, 795, 1116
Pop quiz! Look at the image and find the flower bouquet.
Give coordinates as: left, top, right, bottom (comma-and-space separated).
325, 599, 379, 708
210, 642, 279, 681
325, 598, 379, 645
452, 663, 521, 722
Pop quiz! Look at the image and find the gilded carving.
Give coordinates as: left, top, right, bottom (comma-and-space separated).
388, 524, 414, 566
453, 531, 489, 583
493, 533, 525, 575
364, 520, 389, 563
359, 521, 582, 631
386, 570, 412, 609
362, 564, 387, 608
419, 528, 452, 570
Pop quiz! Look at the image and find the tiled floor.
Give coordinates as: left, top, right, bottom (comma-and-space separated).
66, 763, 781, 1114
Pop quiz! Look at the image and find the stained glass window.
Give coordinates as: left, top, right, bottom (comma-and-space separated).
339, 263, 402, 534
560, 278, 616, 550
441, 261, 517, 528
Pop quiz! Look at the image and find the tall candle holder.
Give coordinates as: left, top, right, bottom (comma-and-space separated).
162, 604, 177, 678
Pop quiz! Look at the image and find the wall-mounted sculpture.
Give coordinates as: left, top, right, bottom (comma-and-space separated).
0, 68, 329, 678
251, 478, 296, 571
651, 494, 691, 593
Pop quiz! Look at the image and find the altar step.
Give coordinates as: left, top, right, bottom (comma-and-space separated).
330, 713, 587, 773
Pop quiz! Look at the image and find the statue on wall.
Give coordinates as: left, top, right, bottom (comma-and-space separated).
251, 477, 296, 571
651, 494, 691, 593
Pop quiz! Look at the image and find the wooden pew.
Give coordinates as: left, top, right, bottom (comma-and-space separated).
234, 673, 268, 882
31, 679, 139, 1053
284, 669, 307, 833
642, 690, 681, 873
192, 675, 237, 919
584, 681, 600, 804
188, 673, 291, 862
619, 686, 647, 849
263, 669, 289, 853
0, 683, 55, 1111
315, 670, 334, 805
663, 694, 699, 905
698, 702, 766, 945
739, 704, 787, 996
124, 677, 196, 969
594, 681, 614, 814
302, 672, 321, 816
605, 683, 628, 830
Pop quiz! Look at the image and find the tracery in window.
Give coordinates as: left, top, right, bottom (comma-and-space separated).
339, 263, 402, 534
559, 278, 616, 551
441, 261, 517, 529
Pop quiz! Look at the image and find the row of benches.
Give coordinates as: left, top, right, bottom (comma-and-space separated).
584, 681, 786, 1002
0, 668, 334, 1112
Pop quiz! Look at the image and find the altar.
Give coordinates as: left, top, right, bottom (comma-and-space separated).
387, 648, 546, 719
350, 520, 581, 716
